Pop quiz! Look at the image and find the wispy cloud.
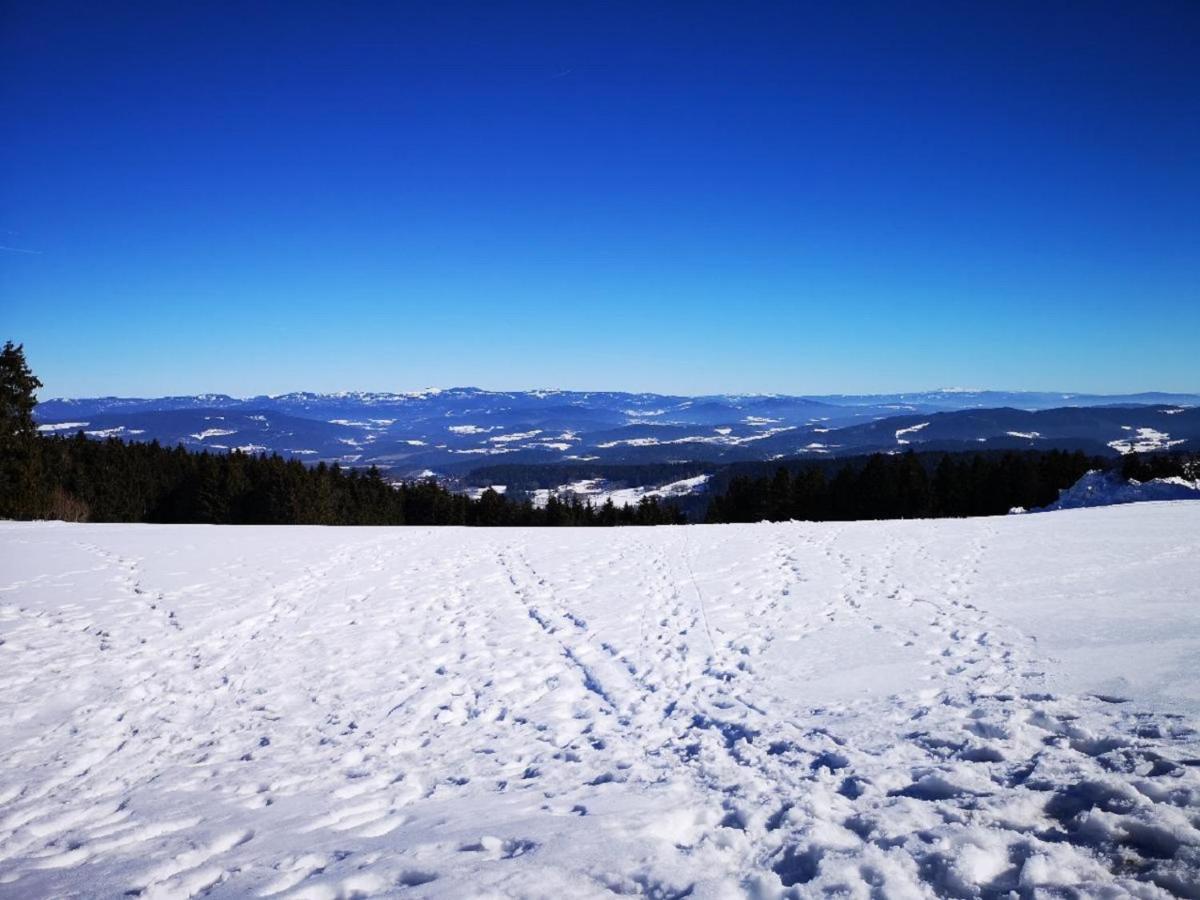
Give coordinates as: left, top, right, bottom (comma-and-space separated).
0, 245, 41, 254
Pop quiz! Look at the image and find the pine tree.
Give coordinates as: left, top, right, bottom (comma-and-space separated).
0, 341, 44, 518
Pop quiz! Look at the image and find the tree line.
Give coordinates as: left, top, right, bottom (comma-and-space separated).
1118, 449, 1200, 483
703, 449, 1103, 523
8, 431, 686, 526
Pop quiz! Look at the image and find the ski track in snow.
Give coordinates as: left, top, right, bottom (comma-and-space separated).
1, 505, 1199, 898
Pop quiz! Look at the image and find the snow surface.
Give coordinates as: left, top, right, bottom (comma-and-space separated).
1, 505, 1199, 897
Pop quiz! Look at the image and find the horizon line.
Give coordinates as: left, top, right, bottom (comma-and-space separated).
38, 386, 1200, 403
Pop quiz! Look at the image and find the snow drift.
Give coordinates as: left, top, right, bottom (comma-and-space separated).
1041, 469, 1200, 511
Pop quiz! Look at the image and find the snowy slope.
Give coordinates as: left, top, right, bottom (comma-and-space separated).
1, 506, 1199, 897
516, 475, 712, 509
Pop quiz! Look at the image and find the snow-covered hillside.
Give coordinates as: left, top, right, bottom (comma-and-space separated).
1, 506, 1198, 897
33, 388, 1200, 473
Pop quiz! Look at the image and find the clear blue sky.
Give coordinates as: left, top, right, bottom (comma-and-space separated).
2, 1, 1197, 398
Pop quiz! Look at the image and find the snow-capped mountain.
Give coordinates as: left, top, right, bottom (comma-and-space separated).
34, 389, 1200, 475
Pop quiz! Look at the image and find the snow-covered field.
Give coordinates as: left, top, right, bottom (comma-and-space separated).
515, 475, 711, 510
1, 505, 1199, 898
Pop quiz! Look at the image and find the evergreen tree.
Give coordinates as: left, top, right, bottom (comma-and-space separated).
0, 342, 44, 518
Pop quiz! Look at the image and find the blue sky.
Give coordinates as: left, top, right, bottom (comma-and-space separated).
2, 1, 1198, 397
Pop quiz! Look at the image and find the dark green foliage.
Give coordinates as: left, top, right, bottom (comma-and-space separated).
0, 342, 44, 519
705, 450, 1101, 523
9, 432, 685, 526
1119, 450, 1200, 483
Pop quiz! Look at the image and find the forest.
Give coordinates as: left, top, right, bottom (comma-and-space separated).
5, 431, 685, 526
703, 449, 1100, 523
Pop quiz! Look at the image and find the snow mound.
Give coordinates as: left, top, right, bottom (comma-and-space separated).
1040, 469, 1200, 511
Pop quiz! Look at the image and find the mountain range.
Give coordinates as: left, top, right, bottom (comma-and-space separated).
35, 389, 1199, 476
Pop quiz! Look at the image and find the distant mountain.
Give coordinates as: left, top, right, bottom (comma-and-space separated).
803, 389, 1200, 412
34, 389, 1199, 475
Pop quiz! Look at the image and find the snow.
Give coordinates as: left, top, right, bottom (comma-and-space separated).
597, 428, 795, 449
488, 430, 542, 444
600, 475, 710, 508
1108, 427, 1186, 454
895, 422, 931, 444
1039, 470, 1200, 511
528, 475, 711, 509
1, 505, 1198, 897
466, 485, 509, 500
1006, 431, 1041, 439
595, 437, 662, 448
189, 428, 237, 441
449, 447, 516, 456
36, 422, 89, 433
447, 425, 495, 435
